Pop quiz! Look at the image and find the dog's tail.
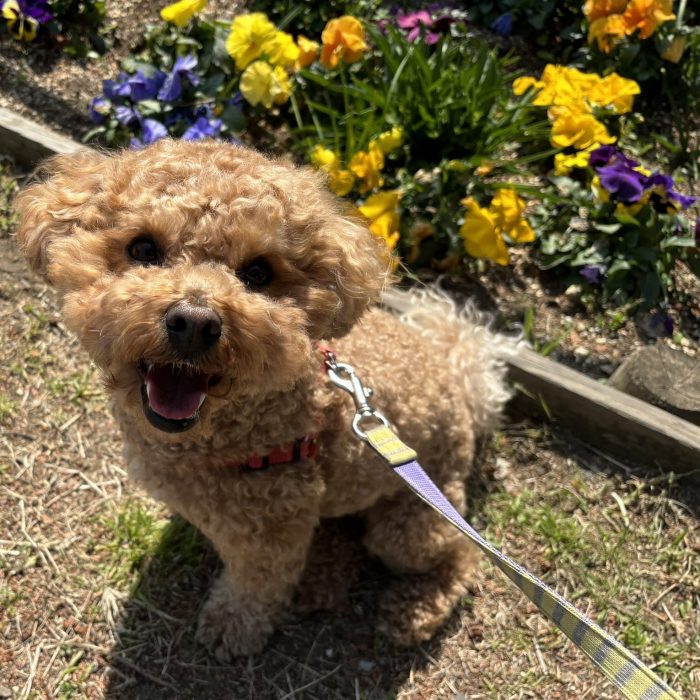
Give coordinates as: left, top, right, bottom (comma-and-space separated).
383, 286, 519, 436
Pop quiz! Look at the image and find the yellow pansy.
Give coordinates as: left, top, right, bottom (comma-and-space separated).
296, 35, 319, 69
554, 146, 598, 176
358, 191, 401, 253
590, 73, 640, 114
459, 197, 509, 266
160, 0, 206, 27
591, 175, 611, 203
490, 189, 535, 243
370, 127, 404, 155
310, 145, 338, 172
588, 14, 627, 53
321, 16, 368, 69
239, 61, 291, 108
226, 12, 277, 70
583, 0, 627, 22
265, 30, 300, 68
550, 108, 616, 150
2, 0, 38, 40
623, 0, 675, 40
329, 169, 355, 196
350, 142, 385, 192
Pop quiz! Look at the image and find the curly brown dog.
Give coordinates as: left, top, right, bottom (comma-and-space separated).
15, 139, 512, 661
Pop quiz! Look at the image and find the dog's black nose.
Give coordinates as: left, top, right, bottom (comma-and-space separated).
165, 302, 222, 357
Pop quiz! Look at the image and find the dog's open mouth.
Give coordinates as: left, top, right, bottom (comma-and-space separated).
138, 361, 221, 433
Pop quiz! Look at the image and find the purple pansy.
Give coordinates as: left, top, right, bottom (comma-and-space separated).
10, 0, 53, 24
492, 12, 513, 36
644, 172, 698, 211
88, 96, 110, 124
183, 116, 222, 141
597, 163, 646, 204
126, 70, 166, 102
158, 54, 200, 103
580, 264, 606, 284
114, 105, 140, 127
130, 118, 168, 148
590, 146, 697, 210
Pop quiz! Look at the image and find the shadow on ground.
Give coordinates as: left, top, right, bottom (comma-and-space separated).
101, 514, 474, 700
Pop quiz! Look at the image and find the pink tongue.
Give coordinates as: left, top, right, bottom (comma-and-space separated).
145, 365, 208, 420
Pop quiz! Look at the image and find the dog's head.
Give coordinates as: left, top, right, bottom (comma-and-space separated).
15, 140, 388, 437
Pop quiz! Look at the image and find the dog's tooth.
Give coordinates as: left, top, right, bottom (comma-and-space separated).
197, 393, 206, 409
146, 380, 153, 403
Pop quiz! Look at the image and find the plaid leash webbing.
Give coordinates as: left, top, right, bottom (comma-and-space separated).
324, 354, 685, 700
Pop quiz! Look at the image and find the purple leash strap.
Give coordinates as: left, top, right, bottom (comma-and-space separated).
324, 352, 684, 700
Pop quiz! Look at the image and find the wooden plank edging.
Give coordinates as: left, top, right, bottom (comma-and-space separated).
2, 106, 698, 480
508, 347, 700, 480
0, 106, 82, 167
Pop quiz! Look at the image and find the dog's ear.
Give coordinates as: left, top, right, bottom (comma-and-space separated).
277, 163, 391, 339
310, 207, 390, 338
15, 149, 107, 281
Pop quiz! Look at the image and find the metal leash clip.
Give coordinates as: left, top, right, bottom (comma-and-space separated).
323, 351, 391, 440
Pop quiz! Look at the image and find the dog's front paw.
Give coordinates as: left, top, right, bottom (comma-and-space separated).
196, 581, 275, 661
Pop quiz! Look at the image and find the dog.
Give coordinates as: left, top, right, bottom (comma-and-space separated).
15, 139, 512, 661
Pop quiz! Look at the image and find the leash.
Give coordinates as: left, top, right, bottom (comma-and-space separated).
323, 351, 684, 700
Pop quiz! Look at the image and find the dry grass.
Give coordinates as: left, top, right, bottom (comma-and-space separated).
0, 159, 698, 699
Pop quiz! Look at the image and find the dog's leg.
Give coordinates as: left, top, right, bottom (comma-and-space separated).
189, 477, 322, 661
362, 479, 479, 646
195, 515, 318, 660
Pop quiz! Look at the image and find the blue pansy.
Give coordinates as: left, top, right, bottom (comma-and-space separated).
158, 54, 200, 103
492, 12, 512, 36
88, 96, 110, 124
183, 116, 223, 141
579, 264, 606, 285
126, 70, 166, 102
131, 118, 168, 148
114, 105, 140, 126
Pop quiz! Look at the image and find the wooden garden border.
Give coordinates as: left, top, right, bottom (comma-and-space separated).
2, 106, 699, 481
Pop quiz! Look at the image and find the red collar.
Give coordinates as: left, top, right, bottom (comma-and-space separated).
222, 434, 319, 471
221, 345, 333, 471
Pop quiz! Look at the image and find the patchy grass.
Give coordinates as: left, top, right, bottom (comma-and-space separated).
0, 160, 698, 699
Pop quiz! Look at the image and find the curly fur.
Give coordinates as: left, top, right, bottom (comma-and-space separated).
15, 139, 512, 659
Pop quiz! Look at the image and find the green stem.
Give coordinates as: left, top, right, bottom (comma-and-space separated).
289, 90, 304, 131
676, 0, 687, 29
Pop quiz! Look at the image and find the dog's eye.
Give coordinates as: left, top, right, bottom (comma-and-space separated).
239, 258, 274, 288
128, 236, 161, 266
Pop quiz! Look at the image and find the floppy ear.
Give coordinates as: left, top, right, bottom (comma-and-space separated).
308, 205, 390, 338
277, 163, 391, 339
15, 149, 107, 281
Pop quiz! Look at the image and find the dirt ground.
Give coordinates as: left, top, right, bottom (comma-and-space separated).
0, 159, 698, 700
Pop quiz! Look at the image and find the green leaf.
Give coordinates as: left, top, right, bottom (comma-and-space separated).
219, 104, 246, 133
594, 222, 622, 234
660, 236, 697, 249
614, 211, 641, 226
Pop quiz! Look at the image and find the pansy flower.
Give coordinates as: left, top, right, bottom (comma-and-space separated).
160, 0, 206, 27
183, 116, 223, 141
321, 16, 367, 69
239, 61, 291, 108
130, 119, 168, 148
492, 12, 513, 37
88, 97, 110, 124
580, 264, 607, 284
158, 55, 200, 103
1, 0, 52, 41
226, 12, 277, 70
